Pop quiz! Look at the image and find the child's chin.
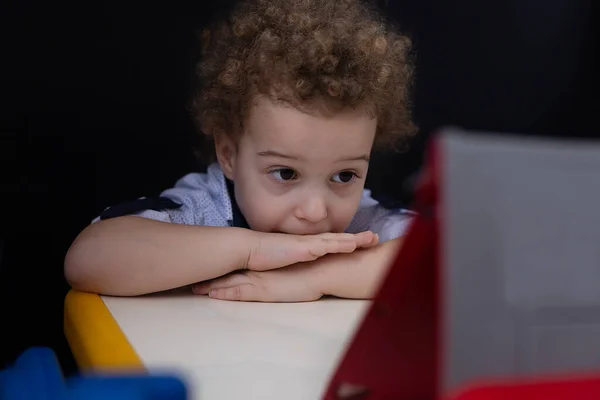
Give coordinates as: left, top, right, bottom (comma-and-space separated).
271, 230, 297, 235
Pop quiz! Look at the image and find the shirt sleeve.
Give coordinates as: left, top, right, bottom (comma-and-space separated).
91, 173, 231, 227
346, 189, 415, 242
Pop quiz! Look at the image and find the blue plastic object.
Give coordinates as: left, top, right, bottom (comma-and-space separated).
0, 347, 66, 400
66, 376, 187, 400
0, 347, 187, 400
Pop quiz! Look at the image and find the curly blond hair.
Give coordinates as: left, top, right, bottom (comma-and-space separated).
191, 0, 417, 160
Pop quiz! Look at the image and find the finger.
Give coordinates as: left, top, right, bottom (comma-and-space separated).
318, 232, 372, 241
352, 231, 377, 247
359, 233, 379, 248
191, 273, 251, 295
322, 231, 375, 251
301, 232, 375, 260
208, 284, 265, 302
316, 231, 375, 248
371, 233, 380, 246
191, 284, 210, 295
312, 237, 358, 256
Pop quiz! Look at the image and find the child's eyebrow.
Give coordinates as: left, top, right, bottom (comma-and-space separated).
340, 155, 370, 162
257, 150, 298, 160
257, 150, 370, 162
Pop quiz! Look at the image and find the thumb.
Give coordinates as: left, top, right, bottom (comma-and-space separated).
208, 284, 266, 302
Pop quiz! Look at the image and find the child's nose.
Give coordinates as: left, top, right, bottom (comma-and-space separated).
295, 194, 328, 223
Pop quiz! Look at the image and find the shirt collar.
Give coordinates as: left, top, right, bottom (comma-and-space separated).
224, 178, 250, 229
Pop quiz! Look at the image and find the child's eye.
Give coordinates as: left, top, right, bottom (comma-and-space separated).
269, 168, 298, 182
331, 171, 357, 184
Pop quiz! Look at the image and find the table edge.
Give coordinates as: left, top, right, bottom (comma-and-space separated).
64, 290, 144, 372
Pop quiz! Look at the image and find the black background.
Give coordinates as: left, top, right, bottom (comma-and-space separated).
1, 0, 597, 374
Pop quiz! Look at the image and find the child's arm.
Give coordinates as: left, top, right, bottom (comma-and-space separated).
65, 216, 376, 297
64, 217, 254, 296
191, 238, 402, 302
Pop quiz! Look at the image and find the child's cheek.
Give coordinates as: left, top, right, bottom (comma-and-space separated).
243, 194, 284, 232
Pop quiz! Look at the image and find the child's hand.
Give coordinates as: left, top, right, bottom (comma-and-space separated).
192, 235, 399, 302
191, 264, 324, 302
247, 231, 378, 271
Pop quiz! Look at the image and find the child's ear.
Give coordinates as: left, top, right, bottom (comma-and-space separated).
214, 135, 237, 180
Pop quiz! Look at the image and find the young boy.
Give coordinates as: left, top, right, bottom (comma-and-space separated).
64, 0, 417, 302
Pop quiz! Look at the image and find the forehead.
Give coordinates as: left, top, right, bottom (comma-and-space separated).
244, 96, 377, 157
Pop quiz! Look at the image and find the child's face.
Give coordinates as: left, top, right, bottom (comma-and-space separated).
217, 96, 377, 235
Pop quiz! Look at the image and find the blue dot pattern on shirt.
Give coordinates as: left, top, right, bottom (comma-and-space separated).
93, 163, 415, 242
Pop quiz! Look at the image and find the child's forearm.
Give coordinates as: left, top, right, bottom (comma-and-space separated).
312, 238, 403, 299
64, 216, 255, 296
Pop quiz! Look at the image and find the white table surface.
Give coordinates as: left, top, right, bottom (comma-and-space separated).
102, 294, 370, 400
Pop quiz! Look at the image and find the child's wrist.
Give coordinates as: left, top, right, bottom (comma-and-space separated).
310, 240, 400, 299
228, 227, 262, 270
238, 229, 286, 270
307, 252, 358, 297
